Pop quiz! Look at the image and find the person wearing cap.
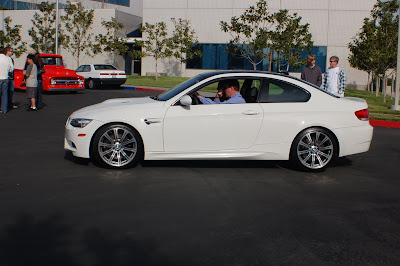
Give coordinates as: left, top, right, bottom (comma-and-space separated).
23, 54, 38, 111
198, 79, 245, 104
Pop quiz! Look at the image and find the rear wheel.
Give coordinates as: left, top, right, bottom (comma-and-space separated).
290, 128, 338, 171
87, 79, 95, 89
91, 124, 143, 169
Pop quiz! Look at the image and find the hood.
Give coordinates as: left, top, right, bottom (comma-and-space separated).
71, 97, 164, 118
43, 65, 79, 77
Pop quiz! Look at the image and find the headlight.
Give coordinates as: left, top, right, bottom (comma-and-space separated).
70, 118, 93, 128
79, 79, 84, 85
50, 78, 56, 85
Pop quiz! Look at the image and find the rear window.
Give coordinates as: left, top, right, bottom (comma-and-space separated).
42, 57, 63, 66
94, 65, 117, 70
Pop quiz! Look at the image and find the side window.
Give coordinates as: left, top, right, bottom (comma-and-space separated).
259, 79, 310, 103
82, 65, 91, 72
76, 65, 84, 72
194, 78, 261, 103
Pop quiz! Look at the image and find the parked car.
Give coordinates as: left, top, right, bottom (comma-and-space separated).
75, 64, 127, 89
14, 53, 85, 92
65, 70, 373, 171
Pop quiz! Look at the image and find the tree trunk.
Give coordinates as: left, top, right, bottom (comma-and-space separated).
155, 58, 159, 81
383, 74, 386, 103
268, 50, 273, 72
367, 72, 371, 92
375, 75, 379, 97
391, 74, 395, 99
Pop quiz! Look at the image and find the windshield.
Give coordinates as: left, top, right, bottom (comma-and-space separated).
157, 74, 208, 101
42, 57, 63, 66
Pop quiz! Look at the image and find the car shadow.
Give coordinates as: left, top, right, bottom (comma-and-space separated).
64, 151, 91, 166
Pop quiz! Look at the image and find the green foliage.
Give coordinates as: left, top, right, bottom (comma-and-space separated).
61, 1, 95, 66
220, 0, 313, 71
170, 18, 201, 74
28, 1, 66, 53
220, 0, 273, 70
0, 17, 26, 57
93, 17, 129, 58
138, 22, 173, 80
348, 0, 398, 76
271, 9, 313, 70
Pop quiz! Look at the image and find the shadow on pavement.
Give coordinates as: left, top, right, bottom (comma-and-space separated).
0, 213, 173, 266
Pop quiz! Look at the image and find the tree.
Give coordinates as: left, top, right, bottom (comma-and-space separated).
348, 0, 398, 102
270, 9, 313, 71
0, 17, 26, 57
61, 1, 95, 66
93, 18, 130, 64
28, 1, 66, 53
138, 22, 173, 81
220, 0, 274, 70
170, 18, 201, 76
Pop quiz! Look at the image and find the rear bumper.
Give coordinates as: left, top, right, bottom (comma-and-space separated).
335, 123, 374, 157
94, 78, 126, 86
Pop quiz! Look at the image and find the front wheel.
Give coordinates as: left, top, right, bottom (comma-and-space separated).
91, 124, 143, 169
290, 128, 338, 171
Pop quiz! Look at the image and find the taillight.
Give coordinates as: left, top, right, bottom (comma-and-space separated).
355, 109, 369, 121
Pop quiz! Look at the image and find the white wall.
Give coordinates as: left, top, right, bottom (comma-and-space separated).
1, 9, 140, 71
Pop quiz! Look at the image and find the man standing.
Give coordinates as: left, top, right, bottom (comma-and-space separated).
0, 47, 11, 113
301, 54, 322, 87
5, 47, 18, 109
321, 56, 346, 97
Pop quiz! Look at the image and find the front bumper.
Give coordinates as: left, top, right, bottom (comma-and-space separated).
48, 86, 85, 92
64, 119, 104, 158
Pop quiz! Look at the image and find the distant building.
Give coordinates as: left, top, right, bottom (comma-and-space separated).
1, 0, 376, 89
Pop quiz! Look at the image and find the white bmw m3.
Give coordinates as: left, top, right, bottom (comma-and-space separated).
65, 71, 373, 171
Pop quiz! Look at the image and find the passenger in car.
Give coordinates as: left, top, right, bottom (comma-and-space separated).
198, 79, 245, 104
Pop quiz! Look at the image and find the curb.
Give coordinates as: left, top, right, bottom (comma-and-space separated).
370, 120, 400, 129
122, 85, 166, 93
122, 86, 400, 129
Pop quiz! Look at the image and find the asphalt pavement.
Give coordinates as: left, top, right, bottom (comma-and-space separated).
0, 88, 400, 265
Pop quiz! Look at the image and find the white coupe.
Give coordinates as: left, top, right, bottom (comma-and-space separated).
64, 71, 373, 171
75, 64, 127, 89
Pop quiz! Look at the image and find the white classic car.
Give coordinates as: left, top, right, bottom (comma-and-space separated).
65, 71, 373, 171
75, 64, 127, 89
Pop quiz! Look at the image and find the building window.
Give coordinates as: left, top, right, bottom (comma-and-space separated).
91, 0, 130, 7
187, 44, 327, 73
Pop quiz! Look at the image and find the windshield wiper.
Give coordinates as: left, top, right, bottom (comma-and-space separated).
150, 96, 159, 101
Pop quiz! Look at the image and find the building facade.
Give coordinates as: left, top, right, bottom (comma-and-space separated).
1, 0, 377, 89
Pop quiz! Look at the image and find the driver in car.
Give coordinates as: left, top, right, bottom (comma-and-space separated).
197, 79, 245, 104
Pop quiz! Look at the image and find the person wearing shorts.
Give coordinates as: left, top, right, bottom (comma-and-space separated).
23, 54, 38, 111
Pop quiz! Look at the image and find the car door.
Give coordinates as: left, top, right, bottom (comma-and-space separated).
163, 79, 264, 152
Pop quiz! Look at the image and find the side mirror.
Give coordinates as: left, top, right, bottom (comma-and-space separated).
180, 95, 192, 106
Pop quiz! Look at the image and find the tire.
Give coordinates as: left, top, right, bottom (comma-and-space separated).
290, 127, 338, 171
91, 124, 143, 169
87, 79, 95, 89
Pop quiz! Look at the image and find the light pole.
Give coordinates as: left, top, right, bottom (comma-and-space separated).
391, 0, 400, 110
55, 0, 59, 55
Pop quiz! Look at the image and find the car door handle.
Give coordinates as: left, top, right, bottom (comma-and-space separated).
242, 110, 259, 115
144, 119, 162, 125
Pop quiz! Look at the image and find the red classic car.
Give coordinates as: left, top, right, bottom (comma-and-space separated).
14, 53, 85, 92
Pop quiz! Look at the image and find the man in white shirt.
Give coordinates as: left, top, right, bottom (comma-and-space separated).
5, 47, 17, 109
321, 56, 346, 97
0, 47, 11, 113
